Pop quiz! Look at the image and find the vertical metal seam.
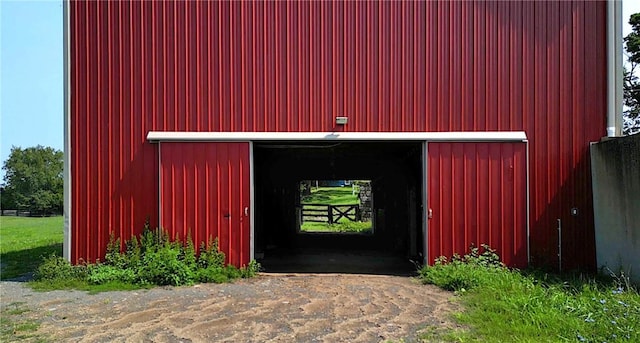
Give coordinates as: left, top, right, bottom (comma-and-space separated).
106, 1, 113, 242
96, 1, 102, 256
227, 146, 232, 258
249, 141, 255, 261
117, 1, 123, 238
500, 144, 505, 257
229, 3, 235, 132
241, 2, 246, 131
423, 141, 429, 265
158, 142, 162, 230
525, 139, 531, 265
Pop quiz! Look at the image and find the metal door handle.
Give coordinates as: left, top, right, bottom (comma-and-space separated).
244, 207, 249, 216
428, 208, 433, 219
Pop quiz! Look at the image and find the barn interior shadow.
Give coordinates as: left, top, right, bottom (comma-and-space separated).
259, 248, 418, 276
253, 142, 424, 276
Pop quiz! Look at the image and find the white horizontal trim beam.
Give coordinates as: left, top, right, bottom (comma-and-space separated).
147, 131, 527, 143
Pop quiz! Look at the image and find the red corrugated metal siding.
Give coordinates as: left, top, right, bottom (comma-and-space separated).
70, 1, 606, 269
160, 142, 250, 266
428, 142, 528, 268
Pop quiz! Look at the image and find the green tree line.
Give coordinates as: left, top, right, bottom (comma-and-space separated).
624, 13, 640, 135
1, 145, 63, 215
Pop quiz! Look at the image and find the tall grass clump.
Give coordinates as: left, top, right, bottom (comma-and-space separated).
419, 245, 640, 342
32, 222, 260, 291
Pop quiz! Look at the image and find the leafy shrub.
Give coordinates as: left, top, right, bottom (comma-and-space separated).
124, 234, 142, 268
33, 225, 260, 290
241, 260, 261, 278
87, 264, 135, 284
105, 233, 127, 268
197, 238, 226, 269
224, 265, 242, 279
183, 234, 197, 271
195, 259, 261, 283
419, 244, 505, 292
33, 254, 87, 281
135, 241, 195, 286
195, 266, 229, 284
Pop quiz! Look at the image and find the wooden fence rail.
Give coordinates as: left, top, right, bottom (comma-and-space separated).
0, 209, 61, 217
301, 203, 360, 224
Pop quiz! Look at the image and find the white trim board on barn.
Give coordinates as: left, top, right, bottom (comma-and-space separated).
147, 131, 527, 143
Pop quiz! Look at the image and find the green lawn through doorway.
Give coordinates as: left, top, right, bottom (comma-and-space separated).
300, 185, 372, 234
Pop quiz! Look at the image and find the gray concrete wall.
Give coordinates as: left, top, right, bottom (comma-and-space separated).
590, 134, 640, 283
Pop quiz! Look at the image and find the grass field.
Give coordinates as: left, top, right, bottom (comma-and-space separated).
301, 186, 360, 205
0, 216, 63, 279
300, 186, 372, 234
419, 248, 640, 342
301, 220, 372, 233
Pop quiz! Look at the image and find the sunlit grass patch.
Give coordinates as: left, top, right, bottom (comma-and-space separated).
301, 186, 360, 205
300, 220, 372, 234
0, 216, 63, 279
419, 246, 640, 342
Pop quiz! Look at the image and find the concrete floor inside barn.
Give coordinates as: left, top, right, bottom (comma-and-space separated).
258, 248, 418, 276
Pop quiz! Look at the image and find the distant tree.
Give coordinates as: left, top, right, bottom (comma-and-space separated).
0, 185, 12, 210
623, 13, 640, 135
1, 146, 63, 215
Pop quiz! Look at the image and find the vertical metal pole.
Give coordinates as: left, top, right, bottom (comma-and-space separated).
62, 0, 72, 262
422, 141, 429, 266
249, 141, 255, 261
525, 140, 531, 266
158, 142, 162, 231
557, 218, 562, 272
606, 0, 623, 137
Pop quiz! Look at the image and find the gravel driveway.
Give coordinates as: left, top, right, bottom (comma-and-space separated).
1, 273, 458, 342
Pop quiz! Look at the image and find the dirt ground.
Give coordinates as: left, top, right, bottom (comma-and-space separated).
1, 273, 459, 342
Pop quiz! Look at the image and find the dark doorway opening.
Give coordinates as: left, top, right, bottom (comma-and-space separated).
253, 141, 424, 275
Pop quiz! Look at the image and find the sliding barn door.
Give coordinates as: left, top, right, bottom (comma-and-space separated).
159, 142, 251, 267
428, 142, 528, 268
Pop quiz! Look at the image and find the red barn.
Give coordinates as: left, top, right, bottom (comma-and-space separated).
63, 1, 623, 271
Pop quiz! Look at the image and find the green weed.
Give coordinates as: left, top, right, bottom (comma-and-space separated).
197, 237, 226, 269
31, 223, 261, 291
418, 245, 504, 293
33, 253, 87, 281
87, 265, 136, 285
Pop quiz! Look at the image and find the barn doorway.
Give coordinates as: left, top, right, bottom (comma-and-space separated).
253, 141, 424, 275
147, 131, 528, 271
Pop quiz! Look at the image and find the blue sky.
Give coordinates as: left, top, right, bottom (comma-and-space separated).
1, 0, 63, 180
0, 1, 639, 181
